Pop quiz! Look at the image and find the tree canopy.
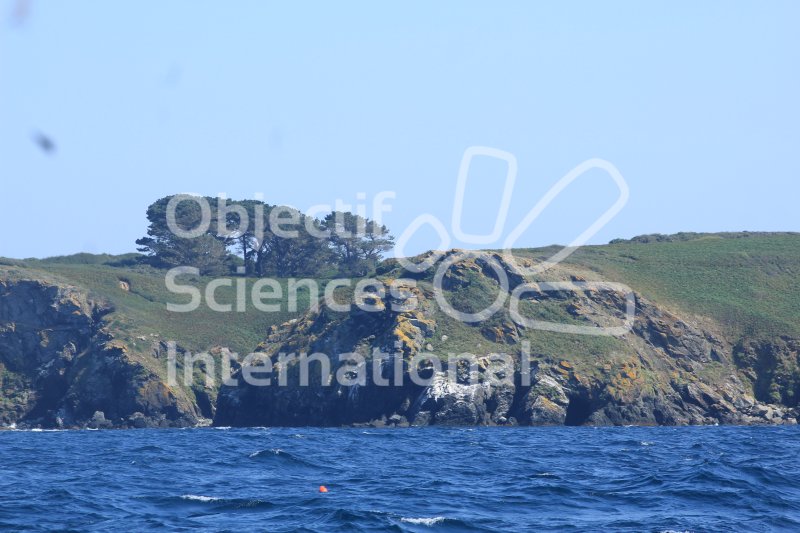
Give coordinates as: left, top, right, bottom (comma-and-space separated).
136, 195, 394, 278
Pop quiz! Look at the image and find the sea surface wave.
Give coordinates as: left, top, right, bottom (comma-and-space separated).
1, 426, 799, 531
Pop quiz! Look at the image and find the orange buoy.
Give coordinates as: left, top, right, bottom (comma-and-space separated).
319, 485, 328, 493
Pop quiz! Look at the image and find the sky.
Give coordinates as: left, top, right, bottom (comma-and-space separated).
1, 1, 798, 258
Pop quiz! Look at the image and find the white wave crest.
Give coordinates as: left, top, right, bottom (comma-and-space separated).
249, 448, 283, 458
180, 494, 220, 502
401, 516, 446, 526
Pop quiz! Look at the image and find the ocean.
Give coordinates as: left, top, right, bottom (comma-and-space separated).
1, 426, 799, 531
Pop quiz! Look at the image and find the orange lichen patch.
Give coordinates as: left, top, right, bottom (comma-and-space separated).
535, 396, 562, 414
606, 360, 645, 402
104, 340, 129, 353
357, 293, 386, 311
480, 321, 519, 344
402, 312, 435, 334
623, 366, 638, 380
390, 303, 437, 358
392, 320, 420, 349
137, 380, 174, 407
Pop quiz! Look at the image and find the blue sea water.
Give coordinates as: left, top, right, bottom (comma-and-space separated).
1, 426, 799, 532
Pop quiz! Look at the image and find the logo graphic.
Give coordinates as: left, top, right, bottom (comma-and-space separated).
396, 147, 636, 336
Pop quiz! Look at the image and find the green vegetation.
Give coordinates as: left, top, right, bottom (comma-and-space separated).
0, 258, 308, 356
5, 231, 800, 427
546, 232, 800, 339
3, 232, 798, 362
135, 195, 393, 278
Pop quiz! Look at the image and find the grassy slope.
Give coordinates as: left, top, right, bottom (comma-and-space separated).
398, 233, 799, 386
0, 257, 307, 357
2, 232, 798, 361
515, 232, 800, 340
4, 232, 799, 422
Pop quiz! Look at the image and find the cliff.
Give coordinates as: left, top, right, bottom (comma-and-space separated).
1, 232, 799, 428
215, 247, 799, 427
0, 278, 200, 428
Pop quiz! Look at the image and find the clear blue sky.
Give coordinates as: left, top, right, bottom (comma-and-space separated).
1, 1, 798, 258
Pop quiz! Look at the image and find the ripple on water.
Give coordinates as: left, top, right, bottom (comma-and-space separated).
0, 426, 798, 531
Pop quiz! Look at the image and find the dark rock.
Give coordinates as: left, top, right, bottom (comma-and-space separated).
0, 279, 202, 429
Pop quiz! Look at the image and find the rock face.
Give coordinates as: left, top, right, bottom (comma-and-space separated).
3, 244, 799, 429
215, 252, 800, 427
0, 279, 200, 429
